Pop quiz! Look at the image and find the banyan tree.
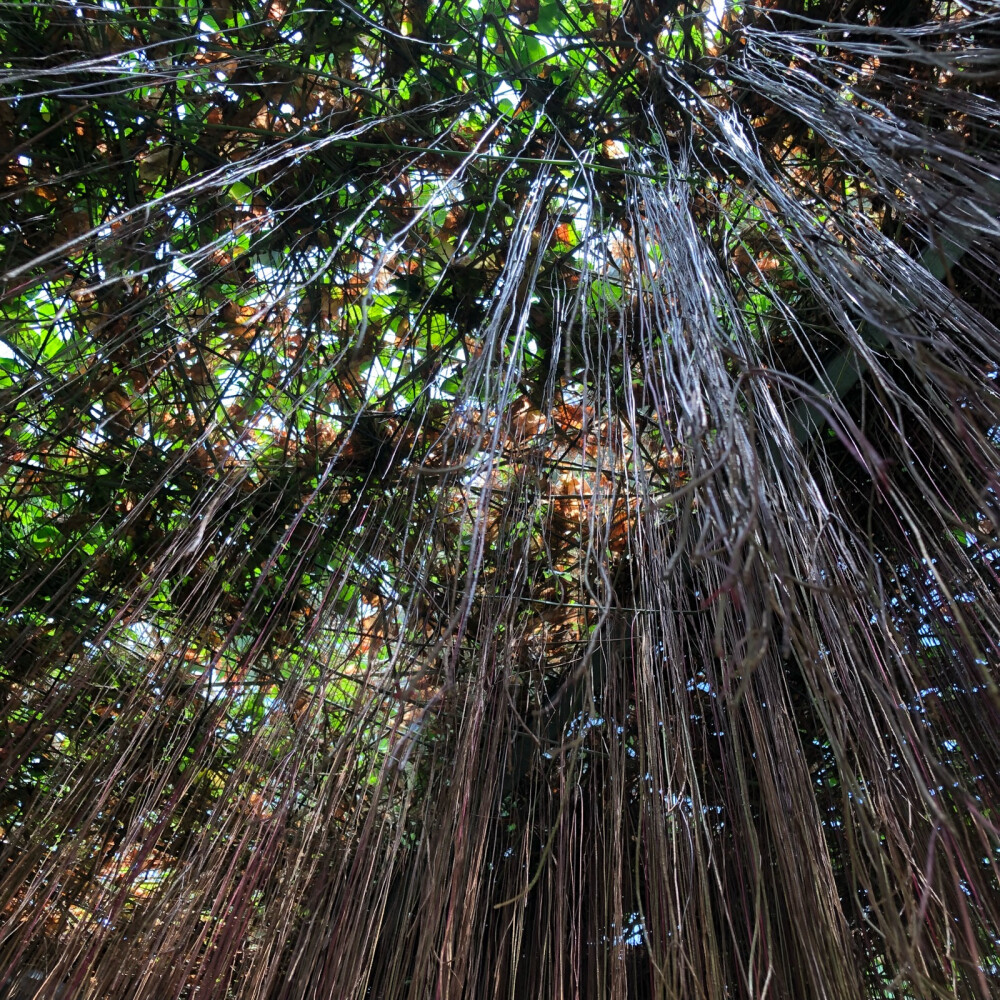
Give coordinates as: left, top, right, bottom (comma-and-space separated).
1, 0, 999, 997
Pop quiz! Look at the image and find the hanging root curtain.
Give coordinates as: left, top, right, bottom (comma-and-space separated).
1, 1, 999, 997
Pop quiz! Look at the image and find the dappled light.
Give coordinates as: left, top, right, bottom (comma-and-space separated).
1, 1, 999, 998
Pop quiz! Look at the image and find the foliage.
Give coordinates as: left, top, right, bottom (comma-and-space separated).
1, 0, 999, 997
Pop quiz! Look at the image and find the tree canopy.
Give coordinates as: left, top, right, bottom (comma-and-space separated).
1, 0, 999, 997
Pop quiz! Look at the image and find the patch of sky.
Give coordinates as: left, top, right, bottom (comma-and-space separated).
917, 622, 942, 647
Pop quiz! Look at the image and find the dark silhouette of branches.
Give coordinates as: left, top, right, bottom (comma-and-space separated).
1, 0, 999, 997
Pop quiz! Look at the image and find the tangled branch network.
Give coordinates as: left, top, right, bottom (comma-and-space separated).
1, 1, 999, 998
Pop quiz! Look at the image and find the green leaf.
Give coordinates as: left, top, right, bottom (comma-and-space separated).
31, 524, 62, 553
229, 182, 253, 203
534, 2, 564, 35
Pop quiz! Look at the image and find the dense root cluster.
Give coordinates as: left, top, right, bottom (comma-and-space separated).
1, 1, 999, 998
